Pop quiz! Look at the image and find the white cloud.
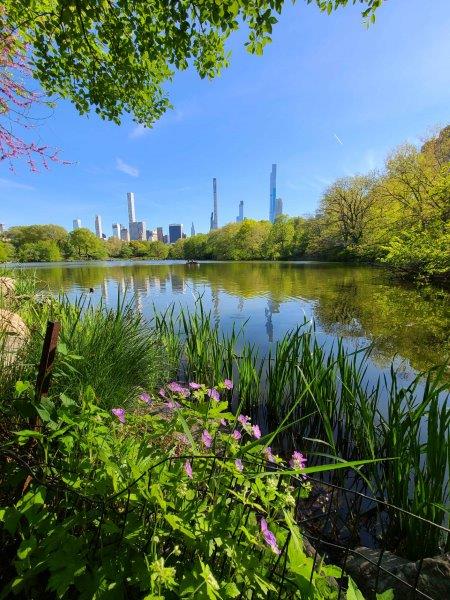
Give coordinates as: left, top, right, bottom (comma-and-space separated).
116, 157, 139, 177
0, 178, 35, 191
129, 124, 150, 139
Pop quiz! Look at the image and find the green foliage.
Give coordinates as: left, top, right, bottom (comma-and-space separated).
4, 1, 382, 126
0, 377, 369, 599
0, 240, 14, 262
18, 240, 62, 262
382, 224, 450, 279
68, 228, 107, 260
7, 224, 68, 248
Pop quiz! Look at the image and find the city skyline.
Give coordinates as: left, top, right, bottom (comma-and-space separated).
1, 1, 448, 233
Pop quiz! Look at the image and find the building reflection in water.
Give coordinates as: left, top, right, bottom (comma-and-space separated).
237, 297, 244, 313
211, 288, 220, 328
265, 298, 281, 343
171, 273, 185, 294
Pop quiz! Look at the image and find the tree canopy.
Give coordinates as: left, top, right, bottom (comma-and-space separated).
3, 1, 383, 127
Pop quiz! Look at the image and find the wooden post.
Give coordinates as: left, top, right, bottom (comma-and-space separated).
35, 321, 61, 401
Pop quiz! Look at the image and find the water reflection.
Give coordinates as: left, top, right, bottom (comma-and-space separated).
21, 260, 450, 375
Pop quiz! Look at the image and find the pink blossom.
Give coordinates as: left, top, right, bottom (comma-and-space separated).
139, 392, 151, 404
189, 382, 202, 389
159, 388, 166, 398
220, 418, 227, 427
235, 459, 244, 472
224, 379, 233, 390
231, 430, 242, 441
184, 460, 193, 479
252, 424, 262, 439
201, 429, 213, 448
289, 451, 307, 470
166, 400, 181, 410
260, 518, 280, 555
264, 447, 276, 462
238, 414, 250, 426
167, 382, 190, 396
112, 408, 125, 423
207, 388, 220, 401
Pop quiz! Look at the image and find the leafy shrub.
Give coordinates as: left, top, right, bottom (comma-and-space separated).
0, 379, 367, 599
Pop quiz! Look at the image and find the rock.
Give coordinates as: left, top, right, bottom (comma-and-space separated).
0, 277, 15, 301
345, 547, 450, 599
0, 309, 29, 365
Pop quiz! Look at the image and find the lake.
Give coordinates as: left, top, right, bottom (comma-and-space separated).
12, 260, 449, 385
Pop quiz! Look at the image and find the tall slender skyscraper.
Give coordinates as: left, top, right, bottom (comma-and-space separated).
73, 219, 81, 230
210, 178, 218, 230
236, 200, 244, 223
274, 197, 283, 221
191, 222, 196, 236
112, 223, 121, 238
269, 164, 277, 223
95, 215, 103, 238
127, 192, 136, 225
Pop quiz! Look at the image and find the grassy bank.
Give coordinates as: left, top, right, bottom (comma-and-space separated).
1, 272, 448, 598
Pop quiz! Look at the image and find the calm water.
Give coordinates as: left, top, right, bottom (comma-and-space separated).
13, 260, 450, 383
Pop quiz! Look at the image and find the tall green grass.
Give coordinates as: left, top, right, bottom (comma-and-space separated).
153, 304, 449, 558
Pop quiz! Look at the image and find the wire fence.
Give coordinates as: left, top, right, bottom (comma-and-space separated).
7, 452, 444, 600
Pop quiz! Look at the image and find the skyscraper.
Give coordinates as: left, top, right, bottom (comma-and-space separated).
274, 197, 283, 221
191, 222, 195, 236
169, 224, 183, 243
73, 219, 81, 230
236, 200, 244, 223
130, 221, 146, 241
112, 223, 121, 238
269, 164, 277, 223
156, 227, 164, 242
95, 215, 103, 238
210, 178, 218, 230
127, 192, 136, 225
120, 227, 130, 242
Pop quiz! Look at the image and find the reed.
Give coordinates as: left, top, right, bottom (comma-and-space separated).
154, 303, 449, 558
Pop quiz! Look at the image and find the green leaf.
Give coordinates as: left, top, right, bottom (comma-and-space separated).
17, 536, 37, 560
376, 590, 395, 600
347, 577, 366, 600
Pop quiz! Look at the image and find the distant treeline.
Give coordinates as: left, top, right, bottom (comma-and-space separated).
1, 126, 448, 281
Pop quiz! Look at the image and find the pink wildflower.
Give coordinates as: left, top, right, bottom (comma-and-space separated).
224, 379, 233, 390
220, 418, 227, 427
112, 408, 125, 424
166, 400, 181, 410
167, 382, 190, 396
235, 458, 244, 472
289, 451, 307, 470
159, 388, 166, 398
264, 447, 276, 462
260, 518, 280, 555
207, 388, 220, 401
238, 414, 250, 426
201, 429, 213, 448
139, 392, 151, 404
184, 460, 193, 479
231, 430, 242, 441
252, 424, 262, 439
189, 382, 202, 390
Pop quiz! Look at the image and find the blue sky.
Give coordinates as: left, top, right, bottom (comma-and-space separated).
1, 0, 449, 236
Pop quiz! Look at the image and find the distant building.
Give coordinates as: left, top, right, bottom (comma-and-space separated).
73, 219, 81, 230
274, 197, 283, 221
191, 222, 195, 236
182, 233, 187, 239
120, 227, 130, 242
127, 192, 136, 224
163, 234, 168, 244
112, 223, 121, 239
210, 178, 218, 230
156, 227, 164, 242
95, 215, 103, 238
269, 164, 277, 223
130, 220, 146, 241
146, 229, 158, 242
236, 200, 244, 223
169, 224, 183, 243
0, 223, 4, 233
